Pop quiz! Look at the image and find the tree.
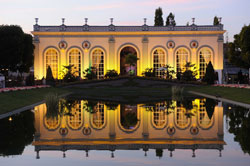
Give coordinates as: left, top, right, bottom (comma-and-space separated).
0, 25, 24, 74
203, 61, 216, 84
46, 66, 55, 86
228, 25, 250, 69
213, 16, 219, 25
125, 53, 139, 75
154, 7, 164, 26
166, 12, 176, 26
0, 25, 34, 76
17, 34, 35, 76
228, 107, 250, 155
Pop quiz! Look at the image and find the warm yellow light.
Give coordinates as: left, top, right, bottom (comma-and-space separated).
8, 117, 12, 121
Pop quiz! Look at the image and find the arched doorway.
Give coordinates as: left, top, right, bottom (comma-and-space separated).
120, 46, 138, 75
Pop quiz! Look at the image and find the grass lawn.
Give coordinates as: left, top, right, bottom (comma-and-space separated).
0, 87, 70, 115
188, 86, 250, 104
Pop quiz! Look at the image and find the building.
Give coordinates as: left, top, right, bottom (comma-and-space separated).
33, 98, 225, 158
32, 18, 225, 83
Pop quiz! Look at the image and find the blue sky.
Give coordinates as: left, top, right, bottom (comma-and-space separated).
0, 0, 249, 41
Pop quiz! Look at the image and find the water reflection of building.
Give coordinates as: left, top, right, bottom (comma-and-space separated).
33, 99, 225, 159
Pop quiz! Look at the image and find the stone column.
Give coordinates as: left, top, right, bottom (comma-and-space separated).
33, 36, 41, 79
108, 36, 116, 71
168, 48, 174, 69
84, 50, 90, 72
142, 36, 149, 75
109, 105, 117, 139
217, 34, 224, 84
216, 102, 224, 140
142, 107, 149, 138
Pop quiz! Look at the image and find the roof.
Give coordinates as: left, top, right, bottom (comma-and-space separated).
33, 24, 224, 33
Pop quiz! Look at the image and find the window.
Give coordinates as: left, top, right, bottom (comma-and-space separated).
199, 48, 212, 78
152, 103, 167, 128
68, 101, 83, 130
175, 106, 190, 129
46, 49, 58, 78
176, 48, 188, 73
69, 48, 81, 77
92, 103, 105, 129
44, 117, 60, 130
198, 99, 213, 129
153, 49, 166, 77
92, 49, 104, 79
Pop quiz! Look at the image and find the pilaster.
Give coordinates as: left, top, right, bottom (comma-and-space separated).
142, 36, 149, 75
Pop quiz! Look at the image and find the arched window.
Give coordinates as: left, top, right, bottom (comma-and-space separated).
152, 103, 167, 128
69, 48, 81, 77
199, 48, 212, 78
67, 101, 83, 130
92, 49, 104, 79
44, 117, 60, 130
198, 99, 213, 129
45, 49, 58, 78
176, 48, 189, 73
175, 106, 190, 129
153, 49, 166, 77
91, 103, 105, 129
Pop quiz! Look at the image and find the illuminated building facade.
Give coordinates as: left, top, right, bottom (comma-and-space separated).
32, 18, 225, 83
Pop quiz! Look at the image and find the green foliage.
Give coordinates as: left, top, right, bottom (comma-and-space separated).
166, 12, 176, 26
203, 61, 216, 84
154, 7, 164, 26
125, 53, 139, 75
142, 68, 156, 77
84, 101, 98, 113
228, 25, 250, 68
181, 62, 197, 81
105, 69, 118, 78
213, 16, 219, 25
83, 67, 97, 80
46, 66, 55, 86
61, 65, 78, 83
0, 25, 34, 75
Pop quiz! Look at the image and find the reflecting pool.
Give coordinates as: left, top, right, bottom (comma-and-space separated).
0, 98, 249, 166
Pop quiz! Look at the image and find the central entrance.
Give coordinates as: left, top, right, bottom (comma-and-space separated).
120, 46, 138, 75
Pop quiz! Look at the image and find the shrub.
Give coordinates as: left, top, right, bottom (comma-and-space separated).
105, 70, 118, 78
25, 74, 34, 86
45, 93, 59, 119
83, 67, 97, 80
61, 65, 78, 83
203, 61, 216, 84
142, 68, 155, 77
46, 66, 55, 86
181, 62, 197, 81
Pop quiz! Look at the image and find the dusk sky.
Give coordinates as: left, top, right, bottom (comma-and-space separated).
0, 0, 250, 41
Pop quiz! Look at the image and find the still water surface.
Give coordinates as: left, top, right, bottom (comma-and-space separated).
0, 97, 249, 166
